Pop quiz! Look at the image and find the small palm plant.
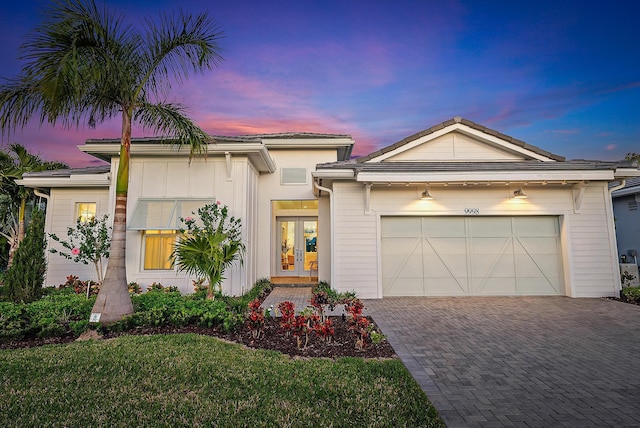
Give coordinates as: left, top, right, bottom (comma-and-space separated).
172, 202, 245, 300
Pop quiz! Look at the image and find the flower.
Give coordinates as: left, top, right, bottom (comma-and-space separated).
216, 200, 221, 205
184, 216, 193, 222
71, 247, 80, 256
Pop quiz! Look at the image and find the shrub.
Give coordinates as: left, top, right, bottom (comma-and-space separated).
621, 286, 640, 303
4, 210, 46, 303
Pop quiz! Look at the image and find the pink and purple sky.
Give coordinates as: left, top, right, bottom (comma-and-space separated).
1, 0, 639, 167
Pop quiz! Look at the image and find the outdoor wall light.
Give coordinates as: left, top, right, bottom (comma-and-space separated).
512, 188, 528, 199
420, 188, 434, 200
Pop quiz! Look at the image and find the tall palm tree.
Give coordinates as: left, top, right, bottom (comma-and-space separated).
0, 0, 223, 322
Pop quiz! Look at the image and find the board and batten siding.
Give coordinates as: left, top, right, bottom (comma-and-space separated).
331, 181, 619, 298
119, 156, 252, 295
44, 188, 111, 287
332, 182, 379, 298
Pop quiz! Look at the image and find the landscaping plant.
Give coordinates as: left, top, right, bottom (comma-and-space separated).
246, 298, 265, 338
49, 215, 111, 284
172, 202, 245, 300
4, 210, 46, 303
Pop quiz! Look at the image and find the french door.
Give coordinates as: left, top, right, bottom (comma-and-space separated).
277, 217, 318, 276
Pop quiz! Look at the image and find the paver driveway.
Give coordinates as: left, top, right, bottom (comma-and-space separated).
364, 297, 640, 427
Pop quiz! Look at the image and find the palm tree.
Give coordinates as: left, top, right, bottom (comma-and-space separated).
0, 0, 223, 322
0, 143, 67, 267
172, 203, 245, 300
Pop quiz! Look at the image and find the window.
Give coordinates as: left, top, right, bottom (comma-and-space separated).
281, 168, 307, 185
76, 203, 97, 223
143, 230, 176, 270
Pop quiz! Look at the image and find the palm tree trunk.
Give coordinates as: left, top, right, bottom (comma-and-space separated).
7, 198, 27, 267
91, 112, 134, 323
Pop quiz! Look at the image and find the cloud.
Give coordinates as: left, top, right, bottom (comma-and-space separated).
606, 144, 617, 151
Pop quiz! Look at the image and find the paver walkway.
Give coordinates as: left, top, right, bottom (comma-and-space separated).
364, 296, 640, 428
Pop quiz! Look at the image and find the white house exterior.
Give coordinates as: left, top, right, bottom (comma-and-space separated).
314, 117, 639, 298
21, 133, 354, 296
20, 117, 639, 298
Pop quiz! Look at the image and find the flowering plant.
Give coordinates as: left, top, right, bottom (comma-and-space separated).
49, 215, 111, 283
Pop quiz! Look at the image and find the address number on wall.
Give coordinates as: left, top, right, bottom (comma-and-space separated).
464, 208, 480, 215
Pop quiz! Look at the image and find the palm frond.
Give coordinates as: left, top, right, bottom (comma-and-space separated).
140, 9, 224, 95
134, 102, 210, 158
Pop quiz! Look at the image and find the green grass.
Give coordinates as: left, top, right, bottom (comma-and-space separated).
0, 334, 444, 428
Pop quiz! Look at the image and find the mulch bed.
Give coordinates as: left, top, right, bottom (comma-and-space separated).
1, 316, 397, 359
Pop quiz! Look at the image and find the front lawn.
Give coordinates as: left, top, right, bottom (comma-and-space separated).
0, 334, 444, 427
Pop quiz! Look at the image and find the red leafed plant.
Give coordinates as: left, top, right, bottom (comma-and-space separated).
277, 301, 296, 336
345, 298, 372, 350
246, 298, 265, 339
313, 318, 335, 343
309, 291, 329, 322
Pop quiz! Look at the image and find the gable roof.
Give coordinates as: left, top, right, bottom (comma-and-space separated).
356, 116, 565, 162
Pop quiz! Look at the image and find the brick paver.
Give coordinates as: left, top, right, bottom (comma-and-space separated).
364, 297, 640, 428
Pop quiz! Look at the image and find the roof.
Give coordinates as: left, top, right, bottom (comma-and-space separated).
83, 132, 355, 163
355, 116, 566, 162
22, 165, 111, 178
612, 177, 640, 197
18, 165, 111, 188
317, 160, 621, 173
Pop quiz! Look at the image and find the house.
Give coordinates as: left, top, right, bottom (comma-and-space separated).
19, 117, 639, 298
20, 133, 354, 296
612, 177, 640, 263
611, 178, 640, 286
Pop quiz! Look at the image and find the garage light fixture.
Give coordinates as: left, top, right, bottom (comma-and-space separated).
420, 187, 434, 200
512, 188, 528, 199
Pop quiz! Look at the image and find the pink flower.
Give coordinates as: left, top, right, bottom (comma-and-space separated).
185, 216, 193, 222
71, 248, 80, 256
216, 200, 221, 205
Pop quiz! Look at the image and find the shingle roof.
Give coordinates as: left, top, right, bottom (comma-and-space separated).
317, 160, 619, 173
22, 165, 111, 178
85, 132, 352, 145
355, 117, 566, 162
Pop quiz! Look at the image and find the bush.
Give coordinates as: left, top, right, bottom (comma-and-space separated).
0, 278, 273, 342
0, 291, 95, 341
621, 286, 640, 303
4, 210, 46, 303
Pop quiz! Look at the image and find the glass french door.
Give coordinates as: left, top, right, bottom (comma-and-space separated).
277, 217, 317, 276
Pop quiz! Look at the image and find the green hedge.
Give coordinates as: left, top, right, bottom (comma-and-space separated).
0, 278, 273, 342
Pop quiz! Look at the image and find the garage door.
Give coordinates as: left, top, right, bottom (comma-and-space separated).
381, 216, 563, 296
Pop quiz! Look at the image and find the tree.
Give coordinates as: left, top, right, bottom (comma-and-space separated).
625, 153, 640, 164
0, 1, 223, 323
0, 143, 67, 267
172, 202, 245, 300
4, 210, 46, 303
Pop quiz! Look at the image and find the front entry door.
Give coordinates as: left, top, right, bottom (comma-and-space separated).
277, 217, 318, 277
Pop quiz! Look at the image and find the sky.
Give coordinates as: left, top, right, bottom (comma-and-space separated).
0, 0, 639, 167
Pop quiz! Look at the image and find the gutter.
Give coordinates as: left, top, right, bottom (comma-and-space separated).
33, 189, 50, 202
313, 180, 335, 289
609, 179, 626, 194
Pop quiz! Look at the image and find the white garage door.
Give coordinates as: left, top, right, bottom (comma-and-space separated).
381, 216, 563, 296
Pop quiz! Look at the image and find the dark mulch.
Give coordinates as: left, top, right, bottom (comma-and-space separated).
1, 316, 397, 359
605, 296, 640, 306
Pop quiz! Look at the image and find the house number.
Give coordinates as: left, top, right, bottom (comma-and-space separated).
464, 208, 480, 215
